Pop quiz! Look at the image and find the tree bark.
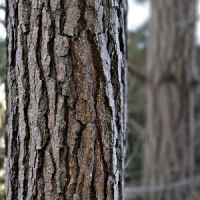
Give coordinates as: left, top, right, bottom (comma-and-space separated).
143, 0, 198, 200
5, 0, 127, 199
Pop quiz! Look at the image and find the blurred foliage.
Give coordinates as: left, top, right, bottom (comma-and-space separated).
128, 23, 147, 66
0, 39, 6, 84
125, 24, 147, 186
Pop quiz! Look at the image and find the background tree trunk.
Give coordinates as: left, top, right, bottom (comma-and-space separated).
143, 0, 198, 199
5, 0, 127, 199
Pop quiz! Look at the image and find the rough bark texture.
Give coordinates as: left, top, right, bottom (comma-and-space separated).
143, 0, 197, 200
5, 0, 127, 199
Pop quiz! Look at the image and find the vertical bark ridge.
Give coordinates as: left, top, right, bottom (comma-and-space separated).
6, 1, 20, 199
21, 32, 31, 200
6, 0, 127, 199
10, 24, 19, 200
90, 33, 109, 200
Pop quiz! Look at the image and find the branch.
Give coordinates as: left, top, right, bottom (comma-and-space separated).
0, 19, 5, 26
128, 64, 147, 82
127, 118, 145, 136
125, 136, 142, 169
125, 120, 145, 169
0, 5, 5, 11
125, 175, 200, 197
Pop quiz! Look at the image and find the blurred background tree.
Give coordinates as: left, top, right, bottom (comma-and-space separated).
143, 0, 198, 199
125, 1, 200, 200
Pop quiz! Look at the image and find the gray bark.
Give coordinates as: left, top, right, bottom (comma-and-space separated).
5, 0, 127, 199
143, 0, 198, 200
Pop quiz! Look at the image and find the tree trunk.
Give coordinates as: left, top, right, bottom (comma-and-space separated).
143, 0, 197, 199
5, 0, 127, 199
